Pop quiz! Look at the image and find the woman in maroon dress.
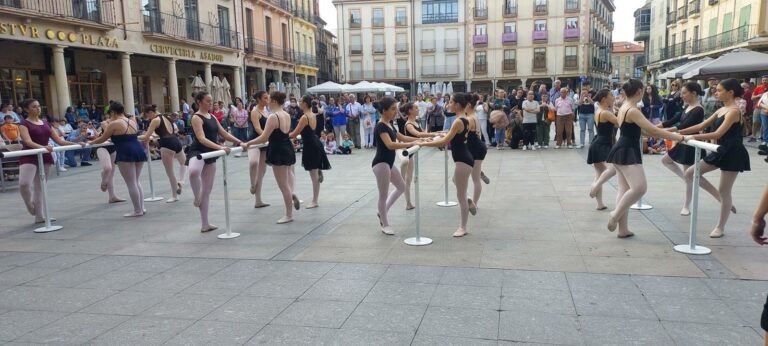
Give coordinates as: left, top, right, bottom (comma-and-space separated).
18, 99, 80, 223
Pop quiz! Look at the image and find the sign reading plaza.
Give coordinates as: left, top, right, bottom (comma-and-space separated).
0, 21, 119, 48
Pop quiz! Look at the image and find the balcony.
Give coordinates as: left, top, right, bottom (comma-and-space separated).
420, 40, 436, 52
473, 62, 487, 74
262, 0, 293, 14
372, 17, 384, 28
677, 5, 688, 22
590, 57, 609, 72
422, 13, 458, 24
473, 35, 488, 46
503, 4, 517, 17
372, 43, 386, 54
396, 42, 408, 53
533, 30, 548, 42
474, 7, 487, 19
142, 10, 240, 49
245, 38, 293, 62
421, 65, 459, 78
349, 69, 411, 81
666, 11, 676, 26
502, 32, 518, 44
444, 38, 460, 51
660, 40, 690, 60
534, 4, 547, 15
294, 53, 317, 67
634, 20, 650, 41
564, 28, 579, 40
502, 59, 516, 72
691, 25, 757, 55
689, 0, 700, 16
0, 0, 116, 28
395, 15, 407, 27
564, 56, 578, 69
349, 18, 361, 29
533, 59, 547, 71
565, 0, 579, 13
350, 44, 362, 55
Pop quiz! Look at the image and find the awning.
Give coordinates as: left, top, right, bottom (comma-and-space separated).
683, 48, 768, 80
659, 58, 712, 79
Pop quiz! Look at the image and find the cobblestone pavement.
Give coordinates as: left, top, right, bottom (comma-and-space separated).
0, 145, 766, 344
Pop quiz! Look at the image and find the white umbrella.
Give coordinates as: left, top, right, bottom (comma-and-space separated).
221, 77, 232, 106
307, 81, 344, 94
350, 81, 381, 93
208, 77, 221, 102
442, 82, 448, 94
430, 84, 436, 95
268, 82, 277, 93
374, 82, 405, 92
446, 82, 454, 95
660, 58, 714, 79
191, 75, 206, 93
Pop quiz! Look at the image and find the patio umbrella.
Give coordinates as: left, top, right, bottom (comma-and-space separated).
307, 81, 343, 94
220, 77, 232, 106
660, 58, 713, 79
442, 82, 448, 94
191, 75, 206, 93
350, 81, 381, 93
208, 77, 221, 102
446, 82, 454, 95
268, 82, 277, 94
683, 49, 768, 80
430, 84, 436, 95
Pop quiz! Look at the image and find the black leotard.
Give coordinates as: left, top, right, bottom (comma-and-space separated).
186, 113, 220, 165
300, 114, 331, 171
606, 109, 642, 165
703, 110, 750, 172
451, 118, 474, 167
154, 115, 182, 153
372, 122, 396, 167
250, 108, 269, 152
587, 111, 614, 164
667, 106, 705, 166
405, 121, 423, 158
265, 115, 296, 166
466, 118, 487, 161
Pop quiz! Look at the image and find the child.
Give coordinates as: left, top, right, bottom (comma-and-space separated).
324, 132, 338, 155
340, 133, 353, 154
1, 115, 20, 143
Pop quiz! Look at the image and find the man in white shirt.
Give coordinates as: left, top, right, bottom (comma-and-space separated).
521, 91, 540, 150
345, 95, 362, 149
416, 94, 430, 129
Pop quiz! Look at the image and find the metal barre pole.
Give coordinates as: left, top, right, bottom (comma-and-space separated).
217, 153, 240, 239
674, 139, 718, 255
33, 152, 62, 233
143, 146, 164, 202
404, 146, 432, 246
436, 143, 457, 207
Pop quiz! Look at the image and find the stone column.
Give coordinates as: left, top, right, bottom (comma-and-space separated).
301, 74, 308, 94
275, 70, 283, 90
121, 52, 135, 115
257, 68, 266, 91
167, 58, 179, 113
204, 63, 213, 89
466, 80, 472, 92
233, 66, 242, 98
51, 45, 71, 118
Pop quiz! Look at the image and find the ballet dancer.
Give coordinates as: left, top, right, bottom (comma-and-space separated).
587, 89, 618, 210
370, 97, 422, 234
289, 95, 331, 209
422, 93, 476, 237
248, 91, 270, 208
465, 93, 490, 212
17, 98, 81, 223
89, 101, 149, 218
399, 101, 437, 210
94, 112, 126, 204
243, 91, 301, 224
138, 105, 186, 203
185, 92, 243, 232
605, 79, 686, 238
680, 78, 750, 238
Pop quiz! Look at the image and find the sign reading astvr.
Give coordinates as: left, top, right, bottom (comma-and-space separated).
0, 22, 119, 48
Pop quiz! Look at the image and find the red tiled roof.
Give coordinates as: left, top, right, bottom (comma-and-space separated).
612, 41, 645, 53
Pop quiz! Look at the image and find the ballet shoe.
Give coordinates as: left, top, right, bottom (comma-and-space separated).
480, 171, 490, 184
254, 203, 270, 208
200, 224, 218, 233
34, 217, 56, 224
596, 206, 608, 211
109, 197, 126, 203
176, 182, 182, 195
166, 197, 179, 203
606, 212, 618, 232
306, 203, 319, 209
277, 216, 293, 224
468, 199, 477, 216
452, 228, 468, 237
381, 226, 394, 235
100, 182, 108, 192
731, 206, 737, 214
292, 195, 301, 210
318, 171, 324, 183
123, 211, 145, 218
709, 228, 724, 238
680, 207, 691, 216
405, 204, 415, 210
193, 196, 201, 208
617, 232, 635, 239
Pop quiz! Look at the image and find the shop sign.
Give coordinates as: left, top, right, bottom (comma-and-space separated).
0, 22, 119, 48
149, 44, 224, 63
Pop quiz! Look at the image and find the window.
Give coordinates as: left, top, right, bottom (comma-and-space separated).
350, 61, 362, 80
184, 0, 199, 40
396, 33, 408, 52
565, 0, 579, 12
475, 24, 487, 35
217, 6, 231, 47
422, 55, 435, 76
446, 54, 459, 75
373, 34, 385, 53
445, 28, 459, 51
534, 20, 546, 31
533, 47, 546, 70
0, 69, 48, 114
397, 59, 408, 78
474, 51, 487, 73
564, 46, 577, 68
244, 8, 253, 52
504, 22, 516, 33
373, 8, 384, 27
350, 35, 362, 54
349, 9, 361, 28
504, 0, 517, 16
374, 60, 385, 79
566, 17, 578, 29
422, 30, 435, 51
503, 50, 516, 71
534, 0, 547, 14
422, 0, 458, 24
396, 7, 407, 26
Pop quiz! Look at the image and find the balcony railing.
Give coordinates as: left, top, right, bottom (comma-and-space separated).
294, 53, 317, 67
473, 35, 488, 46
689, 0, 700, 16
534, 4, 547, 15
349, 69, 411, 81
372, 44, 385, 54
422, 13, 458, 24
502, 59, 516, 72
691, 25, 757, 54
564, 56, 578, 69
564, 28, 579, 40
474, 7, 487, 19
565, 0, 579, 13
503, 4, 517, 17
0, 0, 116, 27
444, 38, 460, 51
396, 42, 408, 52
666, 11, 676, 25
420, 40, 436, 52
245, 38, 293, 62
421, 65, 459, 77
677, 5, 688, 21
473, 63, 487, 74
349, 18, 361, 29
660, 40, 690, 60
533, 30, 548, 42
350, 44, 362, 55
263, 0, 293, 13
533, 59, 546, 71
502, 32, 518, 44
372, 17, 384, 28
395, 15, 407, 26
142, 10, 239, 49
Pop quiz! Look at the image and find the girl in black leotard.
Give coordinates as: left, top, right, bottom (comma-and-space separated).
95, 113, 125, 204
399, 101, 437, 210
605, 80, 686, 239
184, 92, 243, 233
679, 79, 750, 238
139, 105, 187, 203
465, 93, 489, 213
370, 97, 423, 235
244, 91, 301, 224
248, 91, 271, 208
289, 95, 331, 209
422, 93, 476, 237
587, 90, 618, 211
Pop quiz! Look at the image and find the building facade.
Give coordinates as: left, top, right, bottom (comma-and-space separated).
334, 0, 614, 94
640, 0, 768, 86
612, 41, 645, 83
292, 0, 319, 93
243, 0, 295, 99
0, 0, 243, 116
316, 25, 340, 84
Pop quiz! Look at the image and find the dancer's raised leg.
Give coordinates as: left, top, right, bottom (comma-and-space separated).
160, 147, 179, 202
710, 171, 738, 238
198, 163, 217, 232
372, 162, 393, 233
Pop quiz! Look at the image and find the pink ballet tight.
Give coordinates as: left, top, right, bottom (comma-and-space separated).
116, 162, 145, 216
401, 157, 414, 207
611, 164, 647, 236
188, 158, 216, 227
372, 163, 405, 227
454, 162, 473, 231
160, 148, 187, 199
96, 148, 120, 202
19, 163, 49, 221
470, 160, 484, 204
273, 165, 296, 219
248, 148, 268, 205
591, 162, 616, 209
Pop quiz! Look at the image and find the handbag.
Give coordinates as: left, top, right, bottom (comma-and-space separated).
547, 107, 555, 122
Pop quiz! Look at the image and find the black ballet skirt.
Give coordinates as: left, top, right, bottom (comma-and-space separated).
112, 134, 147, 163
703, 115, 750, 172
266, 116, 296, 166
300, 116, 331, 171
606, 121, 642, 165
587, 121, 614, 164
667, 106, 705, 166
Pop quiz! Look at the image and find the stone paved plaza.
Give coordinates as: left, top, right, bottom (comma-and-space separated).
0, 145, 766, 345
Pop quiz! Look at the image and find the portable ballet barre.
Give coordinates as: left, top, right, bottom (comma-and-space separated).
402, 145, 432, 246
196, 143, 268, 240
435, 137, 458, 207
0, 142, 113, 233
673, 139, 720, 255
143, 145, 164, 202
